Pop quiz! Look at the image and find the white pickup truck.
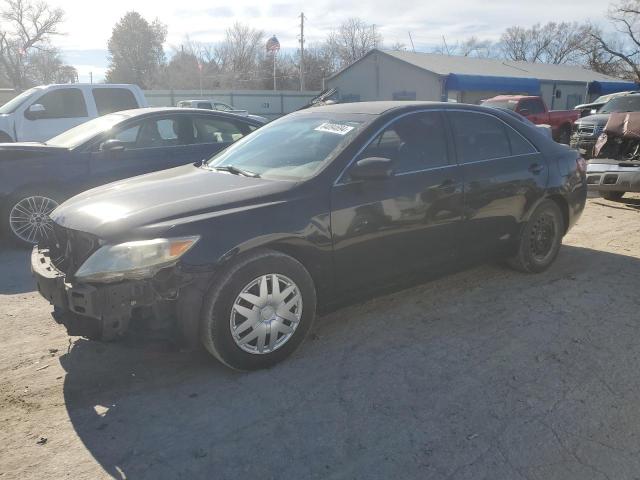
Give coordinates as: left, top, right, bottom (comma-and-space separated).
0, 84, 147, 142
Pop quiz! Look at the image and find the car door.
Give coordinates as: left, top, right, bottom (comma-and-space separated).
88, 114, 193, 185
18, 88, 89, 141
446, 110, 547, 259
331, 111, 464, 295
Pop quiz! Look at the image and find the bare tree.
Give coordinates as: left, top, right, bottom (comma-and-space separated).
590, 1, 640, 81
433, 36, 495, 58
326, 18, 382, 69
214, 22, 264, 88
0, 0, 64, 89
500, 22, 590, 64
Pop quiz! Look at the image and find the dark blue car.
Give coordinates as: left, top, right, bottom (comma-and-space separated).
0, 107, 262, 245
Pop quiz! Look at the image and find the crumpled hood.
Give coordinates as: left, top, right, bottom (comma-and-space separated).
51, 164, 292, 241
575, 113, 610, 127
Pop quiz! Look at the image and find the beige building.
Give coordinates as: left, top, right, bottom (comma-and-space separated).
326, 49, 636, 109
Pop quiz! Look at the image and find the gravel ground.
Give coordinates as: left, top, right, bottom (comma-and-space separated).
1, 194, 640, 480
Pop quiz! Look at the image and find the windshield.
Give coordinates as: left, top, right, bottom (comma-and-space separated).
46, 113, 129, 148
205, 113, 368, 180
481, 99, 518, 111
0, 88, 40, 114
600, 95, 640, 114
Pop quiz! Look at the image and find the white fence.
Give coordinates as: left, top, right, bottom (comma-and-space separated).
144, 89, 321, 120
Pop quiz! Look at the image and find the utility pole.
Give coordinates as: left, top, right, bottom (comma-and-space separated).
408, 31, 416, 53
89, 71, 93, 84
299, 12, 305, 91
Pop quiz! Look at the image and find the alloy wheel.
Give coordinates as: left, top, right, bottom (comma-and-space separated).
230, 273, 303, 354
9, 195, 58, 245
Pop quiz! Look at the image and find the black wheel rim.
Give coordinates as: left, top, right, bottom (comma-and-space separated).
529, 212, 557, 262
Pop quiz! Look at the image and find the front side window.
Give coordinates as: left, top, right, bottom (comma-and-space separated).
449, 111, 511, 163
357, 112, 449, 174
206, 113, 368, 180
93, 88, 138, 115
32, 88, 88, 119
214, 103, 232, 111
104, 115, 195, 149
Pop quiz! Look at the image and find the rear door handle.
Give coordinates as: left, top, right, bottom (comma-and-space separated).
529, 163, 544, 174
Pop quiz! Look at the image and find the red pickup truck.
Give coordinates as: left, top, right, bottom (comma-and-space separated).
481, 95, 580, 144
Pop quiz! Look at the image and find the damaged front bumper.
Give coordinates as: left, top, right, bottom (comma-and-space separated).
31, 247, 162, 339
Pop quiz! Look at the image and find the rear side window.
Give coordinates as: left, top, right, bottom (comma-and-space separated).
520, 99, 545, 115
506, 127, 537, 155
197, 102, 212, 109
449, 111, 511, 163
193, 116, 249, 143
33, 89, 88, 119
93, 88, 138, 115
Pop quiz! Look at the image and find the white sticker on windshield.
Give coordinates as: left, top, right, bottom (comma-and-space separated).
314, 122, 355, 135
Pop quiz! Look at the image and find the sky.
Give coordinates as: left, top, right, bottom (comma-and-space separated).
52, 0, 612, 83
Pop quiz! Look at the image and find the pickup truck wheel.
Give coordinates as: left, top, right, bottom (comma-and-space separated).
508, 200, 564, 274
200, 250, 317, 370
4, 191, 60, 246
599, 191, 625, 201
557, 125, 571, 145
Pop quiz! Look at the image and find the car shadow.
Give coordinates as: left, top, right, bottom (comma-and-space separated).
0, 240, 34, 294
58, 245, 640, 479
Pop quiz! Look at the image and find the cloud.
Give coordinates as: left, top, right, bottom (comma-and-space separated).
55, 0, 611, 80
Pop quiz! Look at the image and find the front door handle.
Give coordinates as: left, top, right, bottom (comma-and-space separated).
529, 163, 544, 174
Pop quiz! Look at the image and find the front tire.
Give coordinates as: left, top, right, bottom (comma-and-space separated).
3, 191, 61, 246
508, 200, 565, 273
599, 190, 625, 201
200, 250, 317, 370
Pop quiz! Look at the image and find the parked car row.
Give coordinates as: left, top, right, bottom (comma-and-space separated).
29, 101, 587, 370
0, 107, 262, 245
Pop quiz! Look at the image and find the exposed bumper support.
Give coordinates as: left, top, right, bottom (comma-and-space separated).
32, 247, 158, 339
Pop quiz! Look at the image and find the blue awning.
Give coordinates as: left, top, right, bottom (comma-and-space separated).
445, 74, 541, 94
588, 81, 638, 95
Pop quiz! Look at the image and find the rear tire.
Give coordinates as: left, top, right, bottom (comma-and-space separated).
508, 200, 565, 274
599, 190, 625, 201
199, 249, 317, 370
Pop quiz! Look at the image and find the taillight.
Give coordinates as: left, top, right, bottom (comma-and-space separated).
576, 157, 587, 175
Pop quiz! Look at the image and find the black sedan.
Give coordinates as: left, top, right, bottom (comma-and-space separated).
32, 101, 587, 370
0, 107, 262, 245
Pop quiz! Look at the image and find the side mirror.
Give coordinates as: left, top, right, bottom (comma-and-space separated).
100, 139, 126, 153
25, 103, 45, 120
349, 157, 394, 181
519, 108, 530, 116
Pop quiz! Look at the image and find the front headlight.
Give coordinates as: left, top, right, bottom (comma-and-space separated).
74, 236, 200, 283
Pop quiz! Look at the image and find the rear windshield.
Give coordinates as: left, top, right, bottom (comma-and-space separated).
481, 99, 518, 111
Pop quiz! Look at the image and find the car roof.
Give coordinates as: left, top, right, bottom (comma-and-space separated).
306, 100, 508, 117
106, 107, 260, 122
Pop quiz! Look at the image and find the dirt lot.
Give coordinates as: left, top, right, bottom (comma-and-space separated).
1, 195, 640, 480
